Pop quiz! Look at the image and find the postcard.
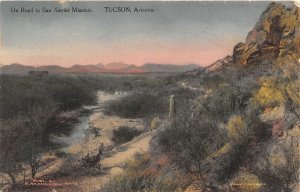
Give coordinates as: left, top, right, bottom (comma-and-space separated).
0, 1, 299, 192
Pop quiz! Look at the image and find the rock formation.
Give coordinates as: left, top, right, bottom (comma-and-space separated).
233, 3, 299, 68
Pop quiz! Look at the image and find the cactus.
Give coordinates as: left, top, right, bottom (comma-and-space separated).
169, 95, 176, 120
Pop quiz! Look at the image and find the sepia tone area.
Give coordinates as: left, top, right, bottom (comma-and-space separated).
0, 2, 300, 192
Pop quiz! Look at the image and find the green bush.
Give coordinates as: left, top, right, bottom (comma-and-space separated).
45, 76, 97, 110
159, 101, 225, 183
214, 143, 247, 182
55, 149, 67, 158
112, 126, 141, 145
0, 75, 97, 118
105, 93, 167, 118
102, 153, 184, 192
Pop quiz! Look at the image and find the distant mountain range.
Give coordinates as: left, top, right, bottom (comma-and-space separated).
0, 62, 200, 74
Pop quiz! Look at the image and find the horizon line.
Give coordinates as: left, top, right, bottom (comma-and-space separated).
0, 61, 205, 68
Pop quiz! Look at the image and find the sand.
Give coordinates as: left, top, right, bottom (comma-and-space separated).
0, 91, 158, 192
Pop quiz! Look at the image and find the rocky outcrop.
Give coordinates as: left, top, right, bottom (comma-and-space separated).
205, 55, 232, 71
233, 3, 300, 67
233, 43, 260, 66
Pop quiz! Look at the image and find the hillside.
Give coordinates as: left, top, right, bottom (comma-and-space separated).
0, 63, 200, 74
103, 3, 300, 192
0, 63, 35, 74
178, 3, 300, 191
104, 62, 130, 70
180, 3, 299, 88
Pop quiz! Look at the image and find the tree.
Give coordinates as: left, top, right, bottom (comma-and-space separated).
26, 102, 56, 179
0, 103, 56, 188
0, 118, 28, 187
160, 101, 224, 187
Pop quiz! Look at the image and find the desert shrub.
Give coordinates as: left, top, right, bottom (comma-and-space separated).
253, 143, 299, 192
0, 114, 52, 185
254, 76, 299, 106
226, 115, 249, 144
85, 127, 101, 137
54, 150, 67, 158
105, 93, 167, 118
204, 86, 240, 120
194, 77, 257, 122
80, 74, 172, 93
214, 143, 248, 183
284, 79, 300, 105
46, 76, 97, 110
214, 105, 269, 183
102, 153, 184, 192
199, 73, 229, 89
0, 74, 98, 184
0, 119, 27, 186
158, 77, 260, 186
112, 126, 141, 145
276, 53, 300, 78
159, 101, 225, 185
254, 77, 284, 107
214, 113, 258, 182
0, 75, 97, 118
0, 75, 55, 118
253, 76, 300, 120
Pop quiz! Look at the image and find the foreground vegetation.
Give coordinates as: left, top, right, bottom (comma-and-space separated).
103, 58, 300, 191
102, 9, 300, 189
0, 73, 192, 189
0, 74, 98, 187
1, 64, 299, 191
112, 126, 142, 145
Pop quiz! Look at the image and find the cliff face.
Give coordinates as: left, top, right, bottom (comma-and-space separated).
233, 3, 300, 67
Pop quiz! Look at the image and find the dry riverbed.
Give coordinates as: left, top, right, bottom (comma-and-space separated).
0, 91, 158, 192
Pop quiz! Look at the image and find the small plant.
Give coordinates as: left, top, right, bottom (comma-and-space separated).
85, 127, 101, 137
101, 153, 183, 192
112, 126, 141, 145
55, 149, 67, 158
104, 93, 167, 118
226, 115, 248, 144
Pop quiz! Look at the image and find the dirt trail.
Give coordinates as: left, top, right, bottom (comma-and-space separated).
0, 91, 163, 192
79, 129, 159, 191
102, 130, 155, 168
33, 91, 158, 191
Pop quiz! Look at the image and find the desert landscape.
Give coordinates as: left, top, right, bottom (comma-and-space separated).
1, 1, 300, 192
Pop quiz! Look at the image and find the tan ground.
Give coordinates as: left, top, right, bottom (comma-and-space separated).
0, 91, 157, 192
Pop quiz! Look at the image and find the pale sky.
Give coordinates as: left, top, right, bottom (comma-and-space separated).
0, 1, 294, 67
